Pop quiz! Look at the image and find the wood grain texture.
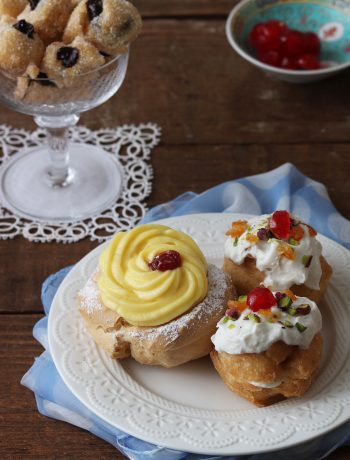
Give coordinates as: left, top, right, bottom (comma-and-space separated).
134, 0, 233, 17
0, 314, 125, 459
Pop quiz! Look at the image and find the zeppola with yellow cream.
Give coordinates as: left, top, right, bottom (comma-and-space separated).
78, 224, 234, 367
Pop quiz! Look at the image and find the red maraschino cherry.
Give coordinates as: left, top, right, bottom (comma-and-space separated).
303, 32, 321, 56
247, 287, 277, 312
269, 210, 291, 240
148, 250, 182, 271
249, 20, 287, 52
248, 21, 321, 70
281, 30, 306, 57
297, 54, 320, 70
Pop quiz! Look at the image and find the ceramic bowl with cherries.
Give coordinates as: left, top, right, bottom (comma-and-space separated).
226, 0, 350, 83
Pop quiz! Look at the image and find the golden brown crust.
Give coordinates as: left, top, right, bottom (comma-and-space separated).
19, 0, 74, 44
78, 264, 235, 367
64, 0, 142, 54
223, 255, 332, 304
210, 333, 323, 407
0, 19, 45, 76
0, 0, 26, 17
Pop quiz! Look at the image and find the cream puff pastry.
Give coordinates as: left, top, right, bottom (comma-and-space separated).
78, 224, 235, 367
223, 211, 332, 303
211, 286, 323, 406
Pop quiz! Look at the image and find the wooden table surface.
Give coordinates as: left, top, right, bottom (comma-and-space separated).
1, 1, 350, 458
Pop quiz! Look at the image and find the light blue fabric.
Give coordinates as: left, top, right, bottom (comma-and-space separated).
22, 163, 350, 459
142, 163, 349, 250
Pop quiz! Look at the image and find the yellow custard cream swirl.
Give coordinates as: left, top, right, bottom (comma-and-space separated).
98, 224, 208, 326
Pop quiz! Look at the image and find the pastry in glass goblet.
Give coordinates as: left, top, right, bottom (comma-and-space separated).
0, 0, 27, 17
0, 0, 141, 222
64, 0, 142, 54
18, 0, 73, 43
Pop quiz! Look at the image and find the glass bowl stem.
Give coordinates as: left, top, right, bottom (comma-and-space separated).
35, 114, 79, 187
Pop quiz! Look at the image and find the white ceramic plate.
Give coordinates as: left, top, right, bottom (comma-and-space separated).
48, 213, 350, 456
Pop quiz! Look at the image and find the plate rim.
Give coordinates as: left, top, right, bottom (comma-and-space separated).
48, 212, 350, 455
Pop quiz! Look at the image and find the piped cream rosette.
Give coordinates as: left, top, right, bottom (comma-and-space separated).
97, 224, 208, 326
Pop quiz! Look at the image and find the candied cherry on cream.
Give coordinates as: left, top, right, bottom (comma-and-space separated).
247, 287, 277, 312
249, 20, 286, 52
269, 210, 291, 240
148, 250, 182, 272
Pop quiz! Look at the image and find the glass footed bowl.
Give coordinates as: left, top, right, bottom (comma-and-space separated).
0, 52, 129, 222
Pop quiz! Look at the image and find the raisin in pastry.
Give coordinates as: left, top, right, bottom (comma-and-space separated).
64, 0, 141, 54
0, 17, 44, 75
42, 35, 104, 86
18, 0, 73, 43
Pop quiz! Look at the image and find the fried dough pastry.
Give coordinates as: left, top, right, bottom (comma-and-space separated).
211, 333, 323, 407
42, 36, 104, 86
0, 17, 45, 75
19, 0, 74, 43
0, 0, 26, 17
223, 256, 332, 304
78, 264, 235, 368
63, 0, 142, 54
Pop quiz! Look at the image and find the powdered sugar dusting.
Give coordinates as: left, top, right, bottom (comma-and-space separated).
79, 271, 102, 315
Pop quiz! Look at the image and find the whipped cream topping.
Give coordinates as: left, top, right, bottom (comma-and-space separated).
211, 295, 322, 355
224, 214, 322, 290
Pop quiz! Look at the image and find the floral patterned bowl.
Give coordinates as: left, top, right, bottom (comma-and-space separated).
226, 0, 350, 82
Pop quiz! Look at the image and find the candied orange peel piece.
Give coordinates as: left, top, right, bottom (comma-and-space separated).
283, 289, 297, 301
290, 225, 304, 241
227, 300, 247, 313
260, 309, 272, 317
246, 234, 259, 243
306, 224, 317, 237
225, 220, 248, 238
278, 242, 296, 260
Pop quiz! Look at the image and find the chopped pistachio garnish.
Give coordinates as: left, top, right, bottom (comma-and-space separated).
246, 313, 261, 323
228, 324, 235, 329
288, 238, 299, 246
302, 255, 313, 268
296, 322, 307, 333
233, 237, 239, 246
283, 320, 294, 328
238, 295, 247, 302
222, 316, 230, 324
287, 307, 297, 316
278, 296, 293, 309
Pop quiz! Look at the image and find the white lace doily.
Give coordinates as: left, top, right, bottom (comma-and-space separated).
0, 123, 161, 243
